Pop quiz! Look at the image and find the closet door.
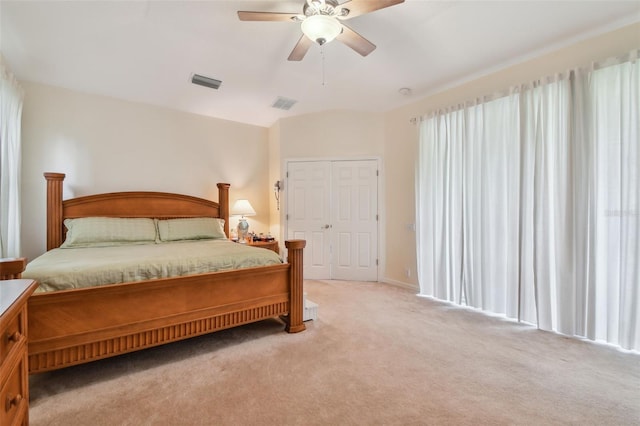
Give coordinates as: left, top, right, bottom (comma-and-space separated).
331, 160, 378, 281
286, 159, 378, 281
287, 161, 332, 279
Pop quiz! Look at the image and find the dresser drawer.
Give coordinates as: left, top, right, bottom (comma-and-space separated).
0, 279, 36, 426
0, 353, 27, 426
0, 308, 25, 362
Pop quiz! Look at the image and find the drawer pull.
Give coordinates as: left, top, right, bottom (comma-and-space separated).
7, 331, 21, 343
5, 393, 22, 411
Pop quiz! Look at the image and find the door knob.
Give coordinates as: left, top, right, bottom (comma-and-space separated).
322, 224, 331, 229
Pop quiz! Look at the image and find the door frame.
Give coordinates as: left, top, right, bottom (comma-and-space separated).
281, 156, 384, 281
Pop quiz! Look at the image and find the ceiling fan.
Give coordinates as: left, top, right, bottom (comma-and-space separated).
238, 0, 405, 61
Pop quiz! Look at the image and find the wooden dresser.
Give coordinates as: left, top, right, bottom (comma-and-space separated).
1, 279, 38, 426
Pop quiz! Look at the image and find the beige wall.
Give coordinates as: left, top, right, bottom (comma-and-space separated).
278, 110, 385, 159
267, 120, 282, 251
20, 82, 269, 261
383, 22, 640, 289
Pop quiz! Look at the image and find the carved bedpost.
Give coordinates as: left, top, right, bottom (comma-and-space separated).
285, 239, 306, 333
44, 173, 65, 250
217, 183, 230, 237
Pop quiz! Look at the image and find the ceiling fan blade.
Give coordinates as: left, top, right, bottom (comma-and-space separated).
288, 35, 314, 61
337, 0, 404, 20
336, 24, 376, 57
237, 11, 300, 22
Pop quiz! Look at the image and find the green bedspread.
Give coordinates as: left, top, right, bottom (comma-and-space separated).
23, 239, 282, 293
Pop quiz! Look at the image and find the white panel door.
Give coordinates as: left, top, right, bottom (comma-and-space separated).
331, 160, 378, 281
286, 159, 378, 281
287, 161, 332, 279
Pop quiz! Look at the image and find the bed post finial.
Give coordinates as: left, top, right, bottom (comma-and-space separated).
44, 173, 65, 250
217, 183, 231, 237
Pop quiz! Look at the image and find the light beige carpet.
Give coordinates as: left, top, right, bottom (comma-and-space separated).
29, 280, 639, 426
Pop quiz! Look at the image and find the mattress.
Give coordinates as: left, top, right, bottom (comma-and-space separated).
23, 239, 282, 293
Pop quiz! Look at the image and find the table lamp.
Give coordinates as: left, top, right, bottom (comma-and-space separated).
231, 199, 256, 243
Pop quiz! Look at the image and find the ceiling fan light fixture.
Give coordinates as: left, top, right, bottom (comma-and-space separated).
301, 15, 342, 45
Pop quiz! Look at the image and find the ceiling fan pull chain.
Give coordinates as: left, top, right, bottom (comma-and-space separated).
321, 46, 326, 86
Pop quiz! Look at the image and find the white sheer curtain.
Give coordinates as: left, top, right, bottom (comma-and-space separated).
416, 51, 639, 351
588, 55, 639, 349
0, 56, 24, 258
416, 95, 523, 316
519, 76, 574, 332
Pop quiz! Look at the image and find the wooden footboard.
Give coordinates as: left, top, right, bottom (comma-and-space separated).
31, 240, 305, 373
0, 241, 305, 373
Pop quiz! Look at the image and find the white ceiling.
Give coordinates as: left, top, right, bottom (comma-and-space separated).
1, 0, 639, 127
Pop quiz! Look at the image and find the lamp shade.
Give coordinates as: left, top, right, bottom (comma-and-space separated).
301, 15, 342, 45
231, 199, 256, 217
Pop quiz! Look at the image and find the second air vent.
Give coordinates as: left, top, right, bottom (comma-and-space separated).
271, 97, 297, 111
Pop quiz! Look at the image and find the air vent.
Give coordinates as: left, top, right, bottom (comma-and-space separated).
271, 96, 297, 111
191, 74, 222, 90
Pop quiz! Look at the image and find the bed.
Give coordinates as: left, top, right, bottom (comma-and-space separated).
0, 172, 306, 374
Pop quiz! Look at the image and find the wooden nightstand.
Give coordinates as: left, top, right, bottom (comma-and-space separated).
1, 279, 38, 426
248, 240, 279, 254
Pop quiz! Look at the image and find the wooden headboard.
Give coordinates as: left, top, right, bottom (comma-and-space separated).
44, 173, 230, 250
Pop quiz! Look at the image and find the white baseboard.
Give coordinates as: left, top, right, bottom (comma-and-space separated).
380, 278, 419, 292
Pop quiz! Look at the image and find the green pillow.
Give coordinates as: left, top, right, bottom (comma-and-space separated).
61, 217, 158, 248
157, 218, 226, 242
